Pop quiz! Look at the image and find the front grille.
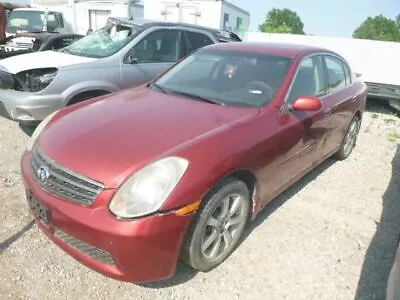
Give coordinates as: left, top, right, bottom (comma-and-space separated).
55, 228, 115, 265
31, 147, 104, 206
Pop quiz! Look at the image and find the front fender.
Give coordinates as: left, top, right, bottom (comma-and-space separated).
159, 110, 263, 216
62, 80, 120, 106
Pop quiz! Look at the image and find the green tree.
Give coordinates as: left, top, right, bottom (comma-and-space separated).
353, 15, 400, 42
258, 8, 305, 34
396, 14, 400, 28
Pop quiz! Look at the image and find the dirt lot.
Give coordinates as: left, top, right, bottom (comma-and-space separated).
0, 100, 399, 300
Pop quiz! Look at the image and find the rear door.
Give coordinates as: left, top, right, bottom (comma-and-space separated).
319, 54, 357, 156
120, 28, 185, 88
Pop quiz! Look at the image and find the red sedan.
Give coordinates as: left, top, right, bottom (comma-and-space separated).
21, 42, 367, 283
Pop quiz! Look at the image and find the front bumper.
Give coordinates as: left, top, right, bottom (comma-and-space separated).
0, 88, 63, 123
21, 152, 194, 283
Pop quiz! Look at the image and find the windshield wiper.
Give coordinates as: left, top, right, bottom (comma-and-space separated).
149, 82, 168, 94
170, 90, 222, 105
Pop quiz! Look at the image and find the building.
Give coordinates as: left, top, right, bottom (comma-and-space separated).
144, 0, 250, 37
68, 0, 144, 32
31, 0, 144, 33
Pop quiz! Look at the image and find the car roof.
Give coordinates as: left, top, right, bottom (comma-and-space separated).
202, 42, 333, 58
108, 17, 242, 42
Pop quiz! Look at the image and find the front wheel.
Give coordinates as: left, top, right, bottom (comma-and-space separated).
181, 178, 250, 272
334, 115, 361, 160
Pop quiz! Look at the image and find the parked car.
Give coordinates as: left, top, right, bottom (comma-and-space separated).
0, 32, 83, 59
21, 42, 367, 283
387, 238, 400, 300
0, 17, 241, 125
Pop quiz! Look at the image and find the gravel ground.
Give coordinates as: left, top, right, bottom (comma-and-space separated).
0, 100, 399, 300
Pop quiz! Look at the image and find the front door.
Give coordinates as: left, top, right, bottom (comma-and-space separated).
266, 55, 328, 197
120, 29, 182, 89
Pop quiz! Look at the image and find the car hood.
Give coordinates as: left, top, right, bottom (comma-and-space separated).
37, 87, 259, 188
0, 50, 96, 74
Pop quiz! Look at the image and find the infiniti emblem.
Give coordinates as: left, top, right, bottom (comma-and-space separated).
37, 166, 50, 183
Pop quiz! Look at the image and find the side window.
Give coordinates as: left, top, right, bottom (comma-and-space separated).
132, 29, 179, 63
343, 62, 352, 85
46, 14, 58, 32
287, 56, 325, 104
55, 13, 64, 28
325, 55, 346, 93
185, 31, 214, 54
47, 13, 64, 32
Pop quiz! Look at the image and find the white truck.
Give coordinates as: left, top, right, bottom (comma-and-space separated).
4, 0, 144, 51
244, 32, 400, 112
144, 0, 250, 38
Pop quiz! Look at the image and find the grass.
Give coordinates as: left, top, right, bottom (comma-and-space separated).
388, 131, 400, 142
384, 118, 396, 124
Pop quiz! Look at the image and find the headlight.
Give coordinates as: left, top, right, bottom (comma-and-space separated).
26, 110, 59, 151
109, 157, 189, 219
15, 68, 58, 92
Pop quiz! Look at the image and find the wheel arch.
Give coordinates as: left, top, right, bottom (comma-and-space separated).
62, 81, 120, 106
67, 89, 111, 106
354, 110, 362, 120
200, 168, 259, 222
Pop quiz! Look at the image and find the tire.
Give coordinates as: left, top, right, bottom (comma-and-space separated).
388, 100, 400, 114
334, 115, 361, 160
67, 91, 109, 106
181, 178, 250, 272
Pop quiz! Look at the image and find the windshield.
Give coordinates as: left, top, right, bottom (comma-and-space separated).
62, 20, 140, 58
153, 49, 293, 107
7, 11, 45, 34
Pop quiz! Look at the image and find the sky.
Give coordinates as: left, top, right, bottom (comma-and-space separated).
229, 0, 399, 38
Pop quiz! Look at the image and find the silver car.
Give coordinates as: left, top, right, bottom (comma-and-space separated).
0, 18, 241, 124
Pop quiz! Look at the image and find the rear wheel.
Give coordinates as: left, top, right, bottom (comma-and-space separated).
181, 178, 250, 272
334, 115, 361, 160
388, 99, 400, 114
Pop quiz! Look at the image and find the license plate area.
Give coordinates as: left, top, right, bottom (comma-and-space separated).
26, 190, 51, 224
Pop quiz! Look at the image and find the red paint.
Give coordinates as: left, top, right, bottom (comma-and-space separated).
21, 153, 194, 282
292, 96, 322, 111
21, 42, 368, 282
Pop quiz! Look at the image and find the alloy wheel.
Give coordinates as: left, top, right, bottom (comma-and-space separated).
200, 193, 247, 261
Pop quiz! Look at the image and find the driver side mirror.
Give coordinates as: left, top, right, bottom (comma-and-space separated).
290, 96, 322, 111
126, 54, 139, 64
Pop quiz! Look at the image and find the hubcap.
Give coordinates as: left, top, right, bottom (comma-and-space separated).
343, 119, 359, 156
200, 193, 247, 261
